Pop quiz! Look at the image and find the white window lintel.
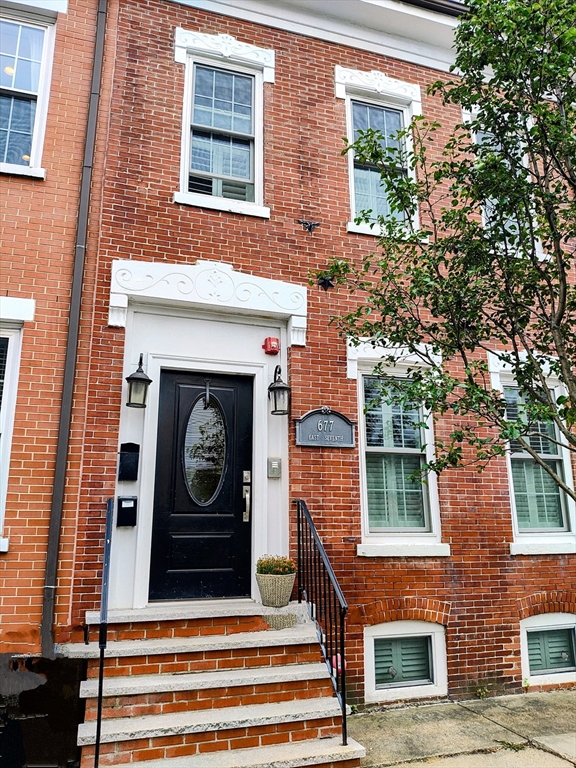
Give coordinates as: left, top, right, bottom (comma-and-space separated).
174, 27, 275, 82
335, 65, 421, 108
347, 339, 440, 379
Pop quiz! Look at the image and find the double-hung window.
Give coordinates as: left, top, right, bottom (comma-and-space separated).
351, 101, 404, 221
189, 65, 255, 202
0, 14, 54, 177
348, 342, 448, 557
335, 66, 421, 235
505, 387, 569, 532
364, 377, 429, 531
174, 28, 274, 218
487, 352, 575, 555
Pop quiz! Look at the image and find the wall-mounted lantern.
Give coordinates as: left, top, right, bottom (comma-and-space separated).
125, 353, 152, 408
268, 365, 290, 416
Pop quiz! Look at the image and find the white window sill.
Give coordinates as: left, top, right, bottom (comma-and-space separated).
173, 191, 270, 218
526, 671, 576, 687
0, 163, 46, 179
0, 537, 9, 553
357, 543, 451, 558
347, 220, 381, 236
510, 538, 576, 556
365, 680, 447, 704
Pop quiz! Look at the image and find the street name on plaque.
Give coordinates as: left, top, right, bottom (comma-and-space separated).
295, 407, 355, 448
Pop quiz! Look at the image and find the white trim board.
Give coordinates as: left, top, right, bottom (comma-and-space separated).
169, 0, 458, 72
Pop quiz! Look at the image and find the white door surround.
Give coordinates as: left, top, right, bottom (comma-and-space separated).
107, 259, 307, 611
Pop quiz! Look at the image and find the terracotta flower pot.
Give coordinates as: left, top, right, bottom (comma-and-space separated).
255, 572, 296, 607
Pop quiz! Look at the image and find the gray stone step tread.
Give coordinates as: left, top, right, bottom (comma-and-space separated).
80, 661, 330, 698
77, 696, 342, 745
118, 736, 366, 767
85, 601, 309, 626
60, 623, 318, 659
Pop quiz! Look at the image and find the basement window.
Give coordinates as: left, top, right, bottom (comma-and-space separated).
520, 614, 576, 687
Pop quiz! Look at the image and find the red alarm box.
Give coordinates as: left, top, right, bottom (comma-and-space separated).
262, 337, 280, 355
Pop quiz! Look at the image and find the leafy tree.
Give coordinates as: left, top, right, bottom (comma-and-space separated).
323, 0, 576, 501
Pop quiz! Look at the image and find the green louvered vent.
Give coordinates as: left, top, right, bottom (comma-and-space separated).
375, 636, 432, 688
527, 629, 576, 673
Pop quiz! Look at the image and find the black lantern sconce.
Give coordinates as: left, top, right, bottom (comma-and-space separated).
268, 365, 291, 416
125, 353, 152, 408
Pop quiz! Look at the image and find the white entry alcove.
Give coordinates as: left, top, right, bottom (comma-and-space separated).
107, 259, 307, 610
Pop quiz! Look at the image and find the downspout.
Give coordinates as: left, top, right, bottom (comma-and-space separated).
41, 0, 108, 659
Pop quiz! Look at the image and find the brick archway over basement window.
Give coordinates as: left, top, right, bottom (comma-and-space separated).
349, 597, 451, 627
518, 591, 576, 620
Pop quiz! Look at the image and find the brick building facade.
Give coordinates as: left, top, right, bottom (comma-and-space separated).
1, 0, 575, 765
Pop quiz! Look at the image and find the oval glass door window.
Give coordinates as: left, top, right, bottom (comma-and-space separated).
183, 399, 227, 505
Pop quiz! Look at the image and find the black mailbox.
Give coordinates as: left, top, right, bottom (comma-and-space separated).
118, 442, 140, 481
117, 496, 137, 527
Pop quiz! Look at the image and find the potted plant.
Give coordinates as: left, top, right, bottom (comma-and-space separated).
256, 554, 297, 607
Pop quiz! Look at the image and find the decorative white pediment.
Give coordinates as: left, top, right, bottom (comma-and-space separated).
346, 339, 440, 378
174, 28, 275, 82
109, 260, 307, 346
334, 65, 421, 110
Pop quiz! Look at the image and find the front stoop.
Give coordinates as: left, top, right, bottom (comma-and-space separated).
58, 603, 364, 768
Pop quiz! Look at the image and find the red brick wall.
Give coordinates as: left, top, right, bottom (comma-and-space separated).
44, 0, 576, 700
0, 0, 98, 655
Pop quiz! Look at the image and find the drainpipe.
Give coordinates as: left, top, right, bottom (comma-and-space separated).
40, 0, 108, 659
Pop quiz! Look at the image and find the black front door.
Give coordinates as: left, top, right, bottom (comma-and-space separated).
149, 371, 253, 600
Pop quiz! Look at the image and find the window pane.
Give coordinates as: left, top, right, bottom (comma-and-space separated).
528, 629, 576, 673
193, 66, 253, 136
364, 378, 421, 449
511, 459, 565, 529
375, 636, 431, 687
504, 387, 559, 456
0, 94, 35, 165
366, 453, 427, 529
0, 22, 44, 93
0, 21, 20, 56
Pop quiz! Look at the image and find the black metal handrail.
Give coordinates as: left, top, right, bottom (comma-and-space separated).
295, 499, 348, 746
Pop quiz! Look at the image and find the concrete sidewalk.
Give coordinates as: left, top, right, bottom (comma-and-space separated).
348, 690, 576, 767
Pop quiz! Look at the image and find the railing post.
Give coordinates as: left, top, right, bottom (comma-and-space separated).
296, 500, 302, 603
340, 605, 348, 746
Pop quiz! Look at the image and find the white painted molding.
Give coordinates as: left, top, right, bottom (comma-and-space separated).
109, 259, 307, 345
0, 296, 36, 323
510, 539, 576, 556
347, 339, 440, 379
0, 163, 46, 178
173, 191, 270, 218
357, 543, 450, 558
0, 537, 8, 553
174, 27, 275, 82
335, 65, 422, 111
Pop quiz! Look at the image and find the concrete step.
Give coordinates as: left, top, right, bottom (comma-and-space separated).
60, 623, 318, 659
77, 696, 342, 745
80, 661, 330, 698
116, 736, 366, 767
85, 600, 309, 626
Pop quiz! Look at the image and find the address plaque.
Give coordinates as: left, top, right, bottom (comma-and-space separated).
295, 406, 355, 448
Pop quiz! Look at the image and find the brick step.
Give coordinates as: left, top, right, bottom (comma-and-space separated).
77, 696, 342, 746
80, 661, 330, 698
82, 678, 335, 720
99, 736, 365, 768
60, 623, 318, 660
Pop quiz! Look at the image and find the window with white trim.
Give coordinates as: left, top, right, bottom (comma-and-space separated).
348, 342, 449, 557
0, 327, 24, 553
0, 12, 55, 177
520, 614, 576, 687
364, 376, 429, 531
505, 387, 569, 532
488, 353, 575, 556
335, 65, 421, 235
173, 28, 273, 218
365, 621, 447, 703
